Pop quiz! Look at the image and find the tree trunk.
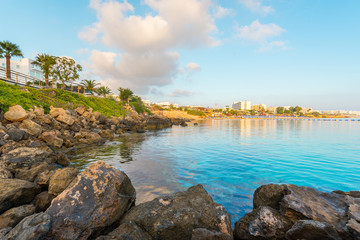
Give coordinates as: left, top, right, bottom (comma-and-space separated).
5, 54, 11, 79
45, 72, 49, 86
62, 80, 65, 89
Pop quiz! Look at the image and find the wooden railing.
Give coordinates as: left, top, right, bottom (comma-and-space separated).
0, 66, 84, 94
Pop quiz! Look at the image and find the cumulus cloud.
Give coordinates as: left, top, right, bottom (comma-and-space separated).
214, 6, 233, 18
186, 62, 201, 73
168, 89, 197, 97
236, 20, 287, 52
238, 0, 274, 16
237, 20, 284, 43
79, 0, 219, 93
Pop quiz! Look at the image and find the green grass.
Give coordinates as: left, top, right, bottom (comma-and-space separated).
0, 81, 130, 117
186, 109, 206, 117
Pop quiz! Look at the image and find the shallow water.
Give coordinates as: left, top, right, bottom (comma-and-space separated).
71, 119, 360, 223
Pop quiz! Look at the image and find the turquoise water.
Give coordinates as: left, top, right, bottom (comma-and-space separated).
72, 119, 360, 223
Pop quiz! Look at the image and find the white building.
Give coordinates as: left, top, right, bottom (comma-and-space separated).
0, 58, 44, 79
142, 99, 151, 106
156, 102, 179, 108
232, 100, 251, 110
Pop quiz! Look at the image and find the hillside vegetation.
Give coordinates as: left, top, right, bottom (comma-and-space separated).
0, 81, 145, 117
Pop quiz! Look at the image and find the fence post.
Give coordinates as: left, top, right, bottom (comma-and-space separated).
25, 76, 27, 86
33, 77, 35, 87
38, 79, 40, 88
16, 72, 18, 85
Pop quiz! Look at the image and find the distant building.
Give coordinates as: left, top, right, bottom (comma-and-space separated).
0, 58, 44, 79
156, 102, 179, 108
142, 99, 151, 106
267, 107, 277, 114
232, 100, 251, 110
251, 104, 267, 111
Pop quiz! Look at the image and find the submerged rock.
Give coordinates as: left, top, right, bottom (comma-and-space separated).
45, 161, 136, 239
106, 184, 232, 240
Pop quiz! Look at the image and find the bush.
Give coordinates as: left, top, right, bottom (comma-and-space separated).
186, 109, 206, 117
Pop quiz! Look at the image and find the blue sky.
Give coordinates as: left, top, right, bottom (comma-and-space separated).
1, 0, 359, 110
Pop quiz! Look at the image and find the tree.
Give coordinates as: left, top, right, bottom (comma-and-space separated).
96, 86, 112, 97
118, 87, 133, 102
52, 57, 82, 89
32, 54, 56, 86
81, 79, 100, 95
276, 107, 285, 114
0, 41, 23, 79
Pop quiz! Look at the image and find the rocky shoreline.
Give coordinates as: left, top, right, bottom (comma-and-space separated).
0, 105, 359, 239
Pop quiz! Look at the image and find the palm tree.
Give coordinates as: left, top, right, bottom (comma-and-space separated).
0, 41, 23, 79
32, 54, 56, 86
96, 86, 112, 97
81, 79, 100, 95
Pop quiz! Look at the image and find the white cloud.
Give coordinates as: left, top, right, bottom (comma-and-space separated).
168, 89, 196, 97
237, 20, 284, 43
238, 0, 274, 16
186, 62, 201, 73
257, 41, 288, 52
79, 0, 219, 94
214, 6, 233, 18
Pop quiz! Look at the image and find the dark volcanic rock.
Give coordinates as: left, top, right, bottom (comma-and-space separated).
285, 220, 341, 240
113, 184, 232, 240
234, 206, 292, 240
3, 212, 51, 240
192, 228, 233, 240
253, 184, 288, 210
45, 161, 136, 240
1, 147, 51, 170
0, 204, 36, 228
14, 162, 56, 182
33, 191, 55, 212
7, 128, 29, 141
96, 221, 152, 240
0, 178, 40, 214
144, 115, 172, 130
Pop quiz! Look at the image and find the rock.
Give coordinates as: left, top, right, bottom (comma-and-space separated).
0, 178, 40, 214
40, 131, 63, 148
96, 221, 152, 240
280, 185, 348, 233
7, 128, 29, 141
90, 111, 102, 122
81, 131, 103, 144
33, 191, 55, 212
0, 166, 13, 178
3, 212, 51, 240
285, 220, 341, 240
20, 119, 42, 137
56, 114, 74, 126
34, 169, 56, 187
46, 161, 135, 239
33, 106, 44, 116
100, 129, 114, 138
75, 106, 86, 115
14, 162, 56, 182
192, 228, 233, 240
136, 129, 145, 133
0, 228, 11, 239
4, 105, 28, 122
0, 204, 36, 228
55, 153, 70, 166
234, 206, 292, 240
116, 184, 232, 240
49, 107, 68, 118
346, 218, 360, 237
144, 115, 172, 130
253, 184, 288, 210
48, 167, 78, 196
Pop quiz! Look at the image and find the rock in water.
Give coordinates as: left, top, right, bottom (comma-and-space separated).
3, 212, 51, 240
45, 161, 136, 239
105, 184, 232, 240
0, 178, 40, 214
234, 206, 292, 240
4, 105, 28, 122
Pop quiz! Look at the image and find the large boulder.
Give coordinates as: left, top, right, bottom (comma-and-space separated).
56, 114, 75, 126
96, 221, 152, 240
192, 228, 233, 240
108, 184, 232, 240
7, 128, 29, 141
286, 220, 341, 240
144, 115, 172, 130
0, 204, 36, 228
14, 162, 56, 182
20, 119, 42, 137
48, 167, 78, 196
2, 212, 51, 240
40, 131, 63, 148
75, 106, 86, 115
0, 178, 40, 213
4, 105, 28, 122
1, 147, 51, 170
45, 161, 136, 239
253, 184, 288, 210
234, 206, 292, 240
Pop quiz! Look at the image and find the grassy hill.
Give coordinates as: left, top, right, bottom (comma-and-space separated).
0, 81, 130, 117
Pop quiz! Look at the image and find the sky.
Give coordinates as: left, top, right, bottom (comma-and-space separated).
1, 0, 360, 110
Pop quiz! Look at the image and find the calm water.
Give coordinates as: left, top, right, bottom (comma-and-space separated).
72, 119, 360, 223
